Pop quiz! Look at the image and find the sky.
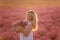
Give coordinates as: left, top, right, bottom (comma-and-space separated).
0, 0, 60, 8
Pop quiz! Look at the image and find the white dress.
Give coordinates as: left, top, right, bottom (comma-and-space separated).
20, 21, 33, 40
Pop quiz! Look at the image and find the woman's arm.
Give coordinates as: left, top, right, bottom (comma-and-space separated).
12, 21, 32, 37
21, 25, 32, 37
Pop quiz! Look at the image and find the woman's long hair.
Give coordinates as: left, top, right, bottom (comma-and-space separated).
25, 10, 38, 32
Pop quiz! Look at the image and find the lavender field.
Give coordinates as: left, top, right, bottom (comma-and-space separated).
0, 7, 60, 40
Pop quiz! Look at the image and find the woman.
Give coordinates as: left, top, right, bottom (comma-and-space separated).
12, 10, 38, 40
20, 10, 38, 40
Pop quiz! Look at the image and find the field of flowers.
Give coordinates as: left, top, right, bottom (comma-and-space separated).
0, 7, 60, 40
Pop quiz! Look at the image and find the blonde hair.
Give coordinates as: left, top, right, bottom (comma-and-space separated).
26, 10, 38, 32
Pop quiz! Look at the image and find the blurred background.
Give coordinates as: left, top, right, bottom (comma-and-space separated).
0, 0, 60, 40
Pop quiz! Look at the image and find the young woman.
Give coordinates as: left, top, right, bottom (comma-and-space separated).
12, 10, 38, 40
20, 10, 38, 40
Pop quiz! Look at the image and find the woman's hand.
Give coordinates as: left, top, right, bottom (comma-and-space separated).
14, 26, 23, 33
